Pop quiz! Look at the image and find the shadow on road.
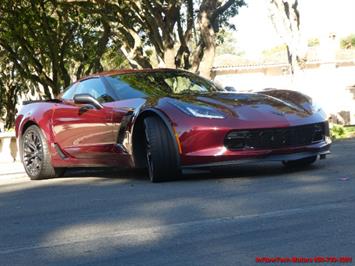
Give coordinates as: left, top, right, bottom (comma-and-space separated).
0, 139, 354, 265
60, 160, 324, 183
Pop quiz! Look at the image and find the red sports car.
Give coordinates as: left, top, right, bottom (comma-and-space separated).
15, 69, 331, 182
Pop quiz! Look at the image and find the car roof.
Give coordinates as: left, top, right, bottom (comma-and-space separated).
78, 68, 187, 82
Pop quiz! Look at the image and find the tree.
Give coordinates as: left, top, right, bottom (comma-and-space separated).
307, 37, 320, 47
99, 0, 245, 78
0, 0, 118, 98
0, 0, 244, 101
216, 28, 240, 56
0, 49, 29, 129
268, 0, 304, 74
0, 0, 244, 128
340, 34, 355, 49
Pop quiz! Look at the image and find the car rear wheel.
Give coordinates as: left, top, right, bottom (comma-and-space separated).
144, 116, 180, 182
21, 125, 65, 180
282, 156, 317, 168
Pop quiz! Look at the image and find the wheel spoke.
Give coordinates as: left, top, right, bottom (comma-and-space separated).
28, 142, 37, 151
144, 124, 154, 178
22, 129, 44, 176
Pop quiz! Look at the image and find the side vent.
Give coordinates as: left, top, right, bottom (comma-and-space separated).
54, 143, 67, 159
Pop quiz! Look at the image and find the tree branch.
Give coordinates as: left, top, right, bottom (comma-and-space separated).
211, 0, 236, 22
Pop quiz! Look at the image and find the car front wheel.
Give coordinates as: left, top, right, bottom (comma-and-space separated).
21, 125, 65, 180
144, 116, 180, 182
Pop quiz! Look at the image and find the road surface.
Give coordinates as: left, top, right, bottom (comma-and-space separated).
0, 139, 354, 266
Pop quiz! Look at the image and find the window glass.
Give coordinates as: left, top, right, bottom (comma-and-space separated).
76, 78, 114, 103
61, 84, 76, 100
105, 76, 148, 99
105, 71, 222, 100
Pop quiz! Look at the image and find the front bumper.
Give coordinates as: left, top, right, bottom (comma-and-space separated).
182, 149, 330, 169
180, 138, 331, 168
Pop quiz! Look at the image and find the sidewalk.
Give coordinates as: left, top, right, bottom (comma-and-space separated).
0, 162, 25, 177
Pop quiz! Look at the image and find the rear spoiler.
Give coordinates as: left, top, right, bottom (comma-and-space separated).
22, 99, 62, 105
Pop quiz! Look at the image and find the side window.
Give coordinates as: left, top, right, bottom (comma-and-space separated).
61, 84, 77, 100
76, 78, 114, 103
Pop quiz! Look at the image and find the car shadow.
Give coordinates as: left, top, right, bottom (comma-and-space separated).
61, 167, 148, 181
60, 160, 325, 183
0, 140, 352, 266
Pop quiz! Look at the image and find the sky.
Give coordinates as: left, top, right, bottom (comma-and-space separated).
231, 0, 355, 58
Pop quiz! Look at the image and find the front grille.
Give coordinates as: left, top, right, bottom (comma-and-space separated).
225, 122, 328, 150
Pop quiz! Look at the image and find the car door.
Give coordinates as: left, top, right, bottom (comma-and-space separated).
52, 78, 116, 159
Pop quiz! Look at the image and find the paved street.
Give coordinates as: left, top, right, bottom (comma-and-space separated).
0, 139, 354, 266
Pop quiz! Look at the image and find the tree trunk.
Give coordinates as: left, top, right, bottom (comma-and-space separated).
119, 29, 152, 69
163, 47, 176, 68
4, 86, 18, 129
198, 10, 216, 79
269, 0, 303, 75
192, 1, 218, 79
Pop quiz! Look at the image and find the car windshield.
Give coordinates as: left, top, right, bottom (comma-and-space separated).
105, 71, 223, 99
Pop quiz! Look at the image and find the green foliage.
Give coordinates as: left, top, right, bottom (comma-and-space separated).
101, 47, 130, 71
331, 124, 346, 139
0, 50, 29, 129
0, 0, 127, 127
214, 0, 246, 31
331, 125, 355, 139
0, 0, 126, 98
308, 38, 320, 47
0, 88, 5, 119
0, 0, 245, 128
105, 0, 245, 72
216, 28, 239, 56
0, 0, 244, 93
340, 34, 355, 49
344, 126, 355, 138
262, 44, 287, 56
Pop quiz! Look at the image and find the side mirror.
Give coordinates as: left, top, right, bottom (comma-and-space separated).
73, 93, 103, 109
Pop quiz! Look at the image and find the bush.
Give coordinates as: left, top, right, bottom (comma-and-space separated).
340, 34, 355, 49
331, 125, 355, 139
308, 38, 320, 47
330, 124, 346, 139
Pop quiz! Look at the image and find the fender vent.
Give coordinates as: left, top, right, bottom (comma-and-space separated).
54, 143, 67, 159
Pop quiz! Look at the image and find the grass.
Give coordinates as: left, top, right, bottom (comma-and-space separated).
344, 126, 355, 137
331, 124, 355, 140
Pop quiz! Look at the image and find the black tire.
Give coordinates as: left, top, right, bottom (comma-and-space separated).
21, 125, 65, 180
144, 116, 180, 182
282, 156, 317, 168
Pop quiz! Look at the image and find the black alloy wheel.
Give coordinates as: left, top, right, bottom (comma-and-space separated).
22, 125, 65, 180
23, 127, 43, 177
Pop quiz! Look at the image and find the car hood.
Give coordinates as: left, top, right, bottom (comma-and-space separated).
167, 92, 313, 121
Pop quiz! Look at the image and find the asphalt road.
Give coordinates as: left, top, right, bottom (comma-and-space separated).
0, 139, 354, 266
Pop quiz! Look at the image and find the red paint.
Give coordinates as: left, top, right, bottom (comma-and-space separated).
15, 69, 331, 170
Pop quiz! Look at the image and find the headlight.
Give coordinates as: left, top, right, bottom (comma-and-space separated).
169, 100, 225, 119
